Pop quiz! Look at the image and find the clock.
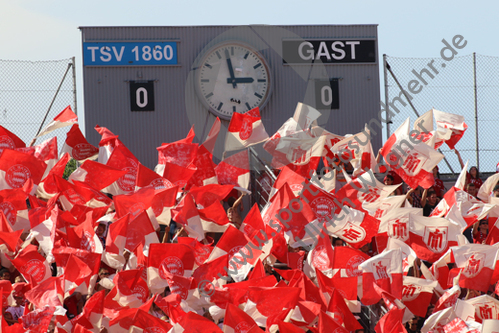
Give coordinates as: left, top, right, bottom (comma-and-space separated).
195, 41, 272, 120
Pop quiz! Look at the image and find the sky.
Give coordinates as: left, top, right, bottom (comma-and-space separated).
1, 0, 498, 172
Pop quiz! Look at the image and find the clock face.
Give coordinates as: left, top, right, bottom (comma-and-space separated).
195, 42, 271, 119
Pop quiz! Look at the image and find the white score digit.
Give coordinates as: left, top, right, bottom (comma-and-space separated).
321, 85, 333, 106
136, 87, 148, 108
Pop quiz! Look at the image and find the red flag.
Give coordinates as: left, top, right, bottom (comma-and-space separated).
215, 150, 250, 189
60, 124, 98, 162
129, 309, 173, 332
0, 188, 29, 231
25, 277, 65, 314
223, 303, 261, 333
161, 161, 197, 189
359, 248, 403, 305
225, 107, 269, 151
171, 193, 205, 241
102, 214, 128, 269
103, 144, 139, 195
434, 285, 461, 313
318, 311, 348, 333
94, 124, 121, 164
135, 163, 174, 191
147, 243, 195, 293
326, 288, 362, 331
37, 153, 70, 199
20, 305, 57, 332
125, 211, 159, 254
0, 126, 25, 155
332, 244, 371, 278
177, 237, 213, 266
69, 160, 127, 191
36, 105, 78, 138
185, 145, 218, 189
173, 311, 222, 332
63, 254, 93, 296
10, 244, 52, 283
0, 149, 47, 193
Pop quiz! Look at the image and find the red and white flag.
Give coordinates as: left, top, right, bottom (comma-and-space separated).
402, 276, 438, 317
409, 214, 465, 262
332, 245, 371, 279
375, 207, 421, 253
129, 309, 173, 333
0, 188, 29, 231
243, 287, 301, 328
411, 109, 451, 149
215, 150, 250, 190
25, 276, 66, 315
69, 160, 127, 191
111, 269, 150, 308
70, 290, 105, 332
66, 212, 104, 254
94, 125, 120, 165
386, 238, 418, 276
31, 136, 59, 180
102, 214, 128, 270
37, 153, 70, 199
433, 108, 468, 149
304, 233, 335, 279
171, 194, 205, 241
465, 294, 499, 322
225, 107, 269, 151
0, 149, 47, 194
201, 117, 221, 155
326, 206, 380, 249
317, 311, 348, 333
223, 303, 261, 333
60, 124, 99, 162
147, 243, 195, 294
20, 305, 58, 332
155, 141, 198, 176
380, 117, 444, 189
325, 288, 363, 331
10, 244, 52, 284
263, 117, 303, 169
125, 211, 159, 255
62, 254, 93, 297
434, 285, 462, 313
135, 163, 174, 191
358, 248, 403, 305
103, 144, 139, 196
36, 105, 78, 138
452, 244, 498, 293
478, 172, 499, 203
0, 126, 25, 155
169, 311, 223, 333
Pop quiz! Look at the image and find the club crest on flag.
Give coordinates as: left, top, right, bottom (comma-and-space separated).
0, 201, 16, 225
81, 231, 96, 252
372, 258, 391, 279
20, 259, 46, 282
144, 327, 169, 333
229, 245, 247, 270
388, 218, 409, 242
312, 245, 329, 271
346, 255, 367, 277
374, 202, 393, 219
359, 186, 381, 203
149, 178, 173, 190
64, 188, 85, 205
159, 257, 184, 279
239, 117, 253, 140
478, 302, 497, 320
310, 197, 334, 223
234, 321, 252, 333
402, 283, 422, 301
423, 226, 448, 253
339, 222, 366, 244
129, 202, 146, 218
72, 143, 97, 160
402, 150, 422, 175
0, 135, 15, 150
286, 143, 312, 165
462, 252, 485, 278
168, 280, 188, 300
6, 164, 31, 188
117, 166, 137, 192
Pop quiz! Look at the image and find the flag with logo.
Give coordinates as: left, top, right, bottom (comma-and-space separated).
358, 248, 403, 305
433, 108, 468, 149
225, 107, 269, 151
402, 276, 438, 317
380, 117, 444, 189
60, 125, 99, 162
0, 149, 47, 195
215, 150, 250, 190
452, 244, 498, 293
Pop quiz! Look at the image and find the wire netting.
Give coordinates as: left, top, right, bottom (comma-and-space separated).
385, 53, 499, 174
0, 58, 76, 150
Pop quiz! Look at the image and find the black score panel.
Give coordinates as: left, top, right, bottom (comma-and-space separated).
283, 39, 376, 64
315, 79, 339, 110
130, 81, 155, 112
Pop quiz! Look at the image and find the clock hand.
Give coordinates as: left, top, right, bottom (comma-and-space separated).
225, 49, 237, 89
226, 77, 254, 84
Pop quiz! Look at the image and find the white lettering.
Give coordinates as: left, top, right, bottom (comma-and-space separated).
346, 41, 360, 59
100, 46, 112, 62
112, 46, 125, 62
87, 46, 99, 62
136, 87, 148, 108
298, 42, 314, 61
331, 42, 346, 60
315, 42, 331, 60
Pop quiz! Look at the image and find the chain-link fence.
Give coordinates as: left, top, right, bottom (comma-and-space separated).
384, 53, 499, 174
0, 58, 76, 150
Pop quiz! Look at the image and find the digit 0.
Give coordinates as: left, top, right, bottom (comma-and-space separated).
164, 45, 173, 60
136, 87, 148, 108
321, 85, 333, 106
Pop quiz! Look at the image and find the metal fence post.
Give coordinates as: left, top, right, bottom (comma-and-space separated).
473, 52, 479, 171
383, 54, 390, 139
72, 57, 77, 116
